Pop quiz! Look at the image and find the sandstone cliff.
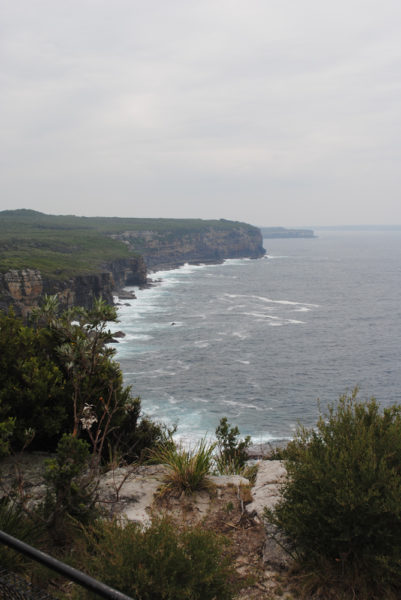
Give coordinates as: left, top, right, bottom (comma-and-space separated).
0, 256, 147, 317
0, 211, 265, 315
113, 224, 265, 270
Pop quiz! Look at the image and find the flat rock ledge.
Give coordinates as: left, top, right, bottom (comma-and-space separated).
97, 465, 250, 526
247, 460, 286, 516
246, 460, 292, 569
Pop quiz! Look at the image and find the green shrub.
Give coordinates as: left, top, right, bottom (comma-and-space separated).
265, 390, 401, 598
0, 308, 68, 450
75, 516, 236, 600
215, 417, 251, 474
0, 303, 168, 463
151, 438, 215, 494
0, 498, 42, 571
43, 434, 99, 545
0, 417, 15, 458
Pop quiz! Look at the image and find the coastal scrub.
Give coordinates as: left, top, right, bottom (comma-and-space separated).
265, 389, 401, 599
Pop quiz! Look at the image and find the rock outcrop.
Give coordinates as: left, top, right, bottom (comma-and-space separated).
0, 256, 147, 317
112, 225, 265, 270
246, 460, 292, 569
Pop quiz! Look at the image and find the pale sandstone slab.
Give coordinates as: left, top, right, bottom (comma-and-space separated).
246, 460, 286, 517
246, 460, 292, 569
98, 466, 251, 526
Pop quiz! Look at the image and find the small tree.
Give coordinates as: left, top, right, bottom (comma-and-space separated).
215, 417, 251, 474
43, 433, 98, 545
265, 389, 401, 598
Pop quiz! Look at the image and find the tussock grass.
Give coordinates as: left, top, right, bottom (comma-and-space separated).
151, 439, 216, 495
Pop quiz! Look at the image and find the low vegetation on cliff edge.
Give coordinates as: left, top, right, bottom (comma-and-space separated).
266, 390, 401, 599
0, 209, 261, 279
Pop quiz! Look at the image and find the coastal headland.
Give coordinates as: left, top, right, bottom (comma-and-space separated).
0, 209, 265, 316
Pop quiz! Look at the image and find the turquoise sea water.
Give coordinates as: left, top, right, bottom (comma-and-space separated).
113, 230, 401, 444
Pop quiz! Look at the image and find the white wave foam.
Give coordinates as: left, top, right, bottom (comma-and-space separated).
224, 293, 318, 308
150, 262, 208, 280
124, 333, 153, 341
223, 399, 261, 410
194, 341, 210, 348
145, 368, 177, 377
175, 361, 191, 371
264, 254, 289, 260
222, 258, 251, 266
231, 331, 248, 339
242, 312, 280, 320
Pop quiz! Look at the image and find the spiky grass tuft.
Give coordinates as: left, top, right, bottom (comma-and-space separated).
151, 438, 215, 495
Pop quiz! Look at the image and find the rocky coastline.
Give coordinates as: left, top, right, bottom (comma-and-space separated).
0, 256, 147, 317
113, 224, 265, 271
0, 224, 265, 316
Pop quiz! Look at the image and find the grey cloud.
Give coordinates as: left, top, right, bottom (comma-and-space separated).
1, 0, 401, 225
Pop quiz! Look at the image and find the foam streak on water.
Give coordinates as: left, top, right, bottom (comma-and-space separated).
114, 232, 401, 444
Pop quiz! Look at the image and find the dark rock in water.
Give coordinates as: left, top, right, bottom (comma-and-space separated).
118, 290, 137, 299
113, 330, 126, 338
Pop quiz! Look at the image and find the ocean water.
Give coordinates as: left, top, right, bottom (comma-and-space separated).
113, 230, 401, 444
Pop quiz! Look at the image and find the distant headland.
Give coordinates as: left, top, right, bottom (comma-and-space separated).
0, 210, 265, 316
260, 226, 316, 239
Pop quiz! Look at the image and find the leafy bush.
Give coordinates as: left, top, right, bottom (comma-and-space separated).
75, 516, 236, 600
0, 302, 167, 464
0, 308, 68, 450
43, 434, 99, 544
215, 417, 251, 474
151, 438, 215, 494
265, 390, 401, 598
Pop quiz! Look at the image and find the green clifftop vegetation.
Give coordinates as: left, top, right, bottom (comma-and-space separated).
0, 209, 260, 279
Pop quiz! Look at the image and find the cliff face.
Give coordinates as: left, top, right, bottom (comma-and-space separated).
114, 225, 265, 270
0, 256, 147, 317
0, 219, 265, 315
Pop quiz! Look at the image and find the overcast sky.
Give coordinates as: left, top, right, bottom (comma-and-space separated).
1, 1, 401, 226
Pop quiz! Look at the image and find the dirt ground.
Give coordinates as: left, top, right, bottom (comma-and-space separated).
154, 482, 295, 600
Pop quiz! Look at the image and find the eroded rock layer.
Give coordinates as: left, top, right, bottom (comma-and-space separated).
114, 225, 265, 270
0, 256, 147, 317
